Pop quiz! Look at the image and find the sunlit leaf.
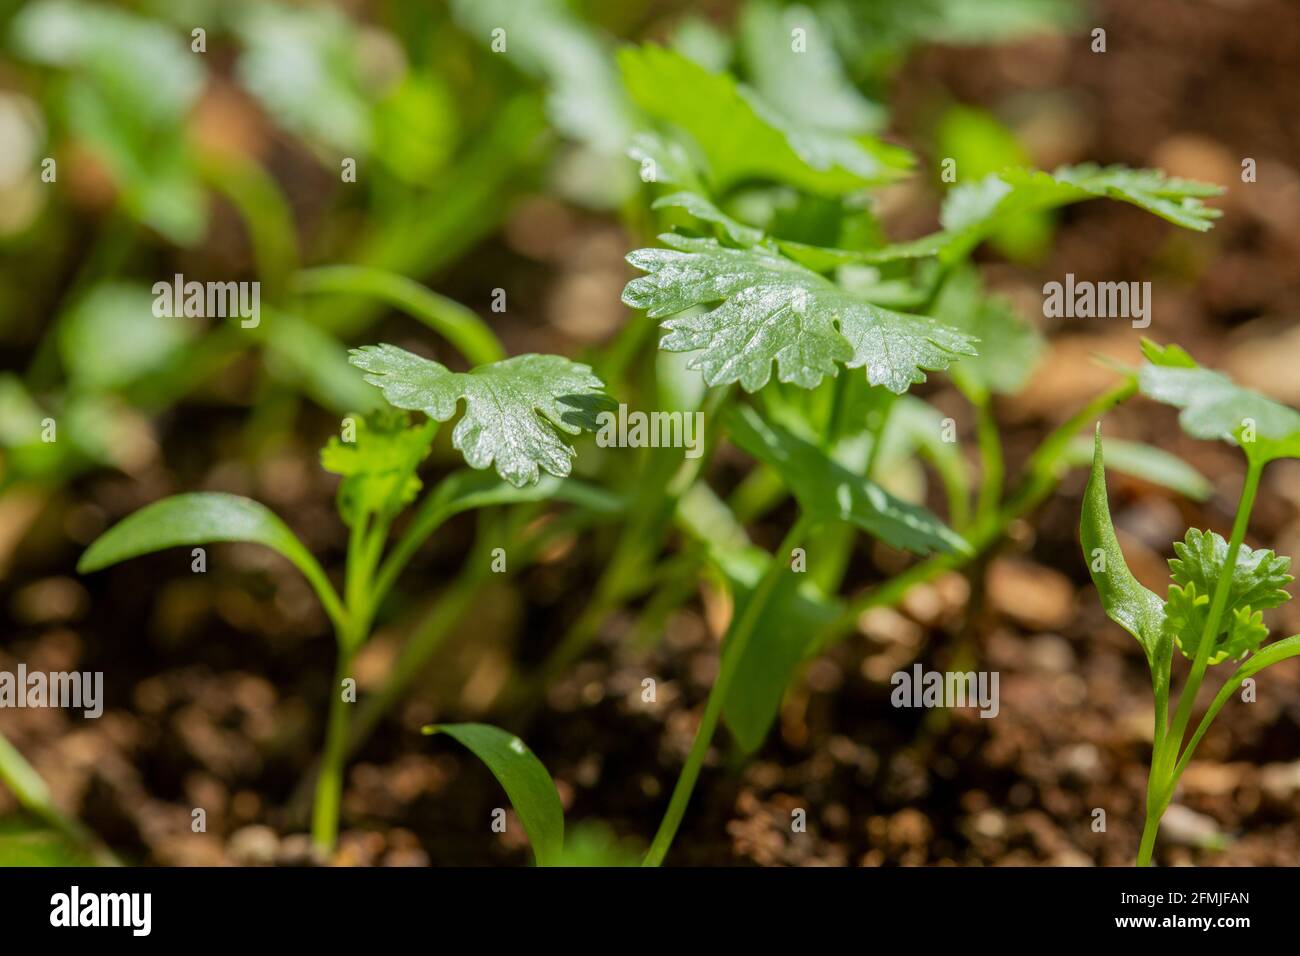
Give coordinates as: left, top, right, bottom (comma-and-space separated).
1139, 339, 1300, 466
623, 235, 975, 393
619, 44, 911, 196
424, 723, 564, 867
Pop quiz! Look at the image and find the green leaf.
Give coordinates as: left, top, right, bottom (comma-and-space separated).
934, 106, 1051, 261
78, 493, 313, 573
424, 723, 563, 867
1063, 436, 1211, 501
739, 2, 885, 134
1161, 528, 1292, 664
652, 192, 765, 246
349, 346, 608, 488
963, 165, 1223, 233
676, 483, 841, 753
0, 818, 97, 867
76, 494, 339, 624
825, 0, 1080, 78
618, 44, 910, 195
1139, 339, 1300, 465
263, 310, 386, 415
1080, 429, 1168, 666
1164, 581, 1269, 665
627, 131, 703, 190
670, 14, 733, 72
13, 0, 207, 244
718, 546, 841, 752
234, 4, 373, 153
57, 283, 199, 392
932, 266, 1044, 400
320, 410, 435, 526
622, 235, 976, 393
1170, 528, 1292, 613
922, 164, 1224, 263
452, 0, 632, 154
726, 404, 968, 554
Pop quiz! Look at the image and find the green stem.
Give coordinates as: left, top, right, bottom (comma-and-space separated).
827, 380, 1137, 644
974, 397, 1003, 525
1137, 458, 1263, 865
311, 511, 375, 855
1136, 808, 1162, 868
292, 266, 506, 367
532, 386, 734, 691
311, 644, 356, 855
643, 514, 811, 867
1161, 459, 1262, 778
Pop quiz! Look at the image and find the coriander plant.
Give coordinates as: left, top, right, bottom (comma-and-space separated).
78, 335, 614, 859
1084, 341, 1300, 865
573, 38, 1225, 864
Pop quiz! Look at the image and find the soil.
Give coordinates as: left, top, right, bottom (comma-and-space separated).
4, 0, 1300, 866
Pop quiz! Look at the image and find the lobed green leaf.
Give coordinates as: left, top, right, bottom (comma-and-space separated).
619, 44, 911, 196
623, 235, 976, 394
1138, 339, 1300, 465
319, 410, 435, 526
349, 346, 609, 488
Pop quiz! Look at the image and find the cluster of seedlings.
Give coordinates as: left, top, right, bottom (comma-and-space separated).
1, 0, 1292, 867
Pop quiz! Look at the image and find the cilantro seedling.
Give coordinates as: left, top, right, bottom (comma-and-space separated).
607, 36, 1226, 865
78, 339, 612, 860
1083, 341, 1300, 865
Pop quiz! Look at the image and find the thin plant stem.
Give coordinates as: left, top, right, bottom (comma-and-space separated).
974, 397, 1003, 525
1161, 459, 1263, 775
1136, 458, 1264, 865
643, 514, 811, 866
311, 644, 357, 855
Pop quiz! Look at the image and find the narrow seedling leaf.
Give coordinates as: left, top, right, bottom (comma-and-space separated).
1063, 435, 1212, 501
1080, 429, 1168, 666
623, 235, 976, 393
719, 547, 841, 753
78, 492, 316, 576
726, 404, 968, 555
424, 723, 564, 867
651, 191, 765, 246
349, 346, 609, 488
1138, 339, 1300, 465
